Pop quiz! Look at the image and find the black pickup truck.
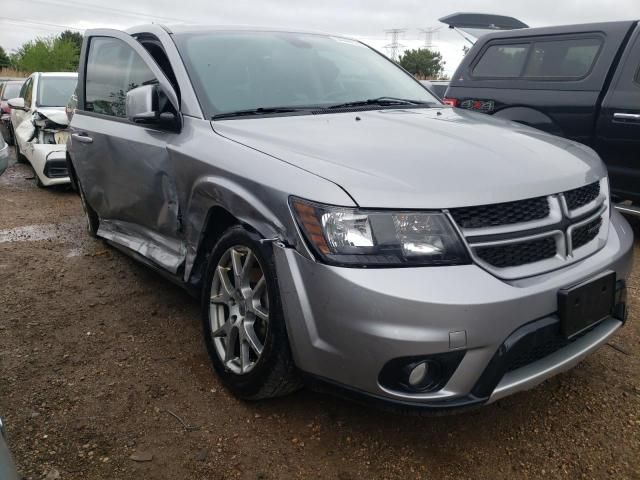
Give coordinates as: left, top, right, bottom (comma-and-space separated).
444, 20, 640, 207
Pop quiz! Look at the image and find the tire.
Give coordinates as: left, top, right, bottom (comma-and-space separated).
15, 140, 27, 164
5, 125, 14, 146
77, 177, 100, 237
34, 172, 44, 188
201, 226, 301, 400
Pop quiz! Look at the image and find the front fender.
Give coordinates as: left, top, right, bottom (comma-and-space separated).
183, 173, 331, 283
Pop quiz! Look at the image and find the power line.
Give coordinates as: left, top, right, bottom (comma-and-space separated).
0, 16, 83, 31
17, 0, 185, 24
419, 26, 442, 48
383, 28, 406, 61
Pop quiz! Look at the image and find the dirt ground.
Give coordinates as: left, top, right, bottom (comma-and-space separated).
1, 149, 639, 480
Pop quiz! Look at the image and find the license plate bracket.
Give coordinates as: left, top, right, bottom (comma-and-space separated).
558, 271, 616, 339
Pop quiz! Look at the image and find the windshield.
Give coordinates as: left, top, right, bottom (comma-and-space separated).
2, 82, 24, 100
175, 31, 439, 117
37, 76, 77, 108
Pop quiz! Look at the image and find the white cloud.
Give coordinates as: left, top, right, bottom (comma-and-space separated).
2, 0, 639, 75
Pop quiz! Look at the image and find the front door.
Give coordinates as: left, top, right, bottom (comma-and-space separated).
595, 26, 640, 203
69, 30, 185, 273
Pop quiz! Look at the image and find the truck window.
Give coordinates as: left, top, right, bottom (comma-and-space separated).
524, 38, 602, 78
473, 37, 602, 80
472, 44, 528, 78
85, 37, 158, 118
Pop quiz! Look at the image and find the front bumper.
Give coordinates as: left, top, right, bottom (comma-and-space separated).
274, 210, 634, 408
28, 145, 70, 186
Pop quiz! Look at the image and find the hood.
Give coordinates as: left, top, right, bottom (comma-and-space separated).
35, 107, 69, 127
212, 107, 606, 209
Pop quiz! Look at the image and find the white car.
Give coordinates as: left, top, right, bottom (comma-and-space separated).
9, 72, 77, 187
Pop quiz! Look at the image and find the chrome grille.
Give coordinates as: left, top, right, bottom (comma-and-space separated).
451, 179, 608, 279
571, 217, 602, 250
450, 197, 549, 229
565, 182, 600, 211
476, 237, 556, 268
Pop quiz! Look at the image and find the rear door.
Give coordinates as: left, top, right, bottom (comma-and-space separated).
595, 25, 640, 203
70, 30, 185, 273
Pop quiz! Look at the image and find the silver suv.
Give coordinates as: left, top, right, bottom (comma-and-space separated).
67, 25, 634, 411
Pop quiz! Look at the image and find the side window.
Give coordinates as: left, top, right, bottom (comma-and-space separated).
472, 44, 529, 78
524, 38, 602, 78
473, 37, 602, 80
85, 37, 158, 118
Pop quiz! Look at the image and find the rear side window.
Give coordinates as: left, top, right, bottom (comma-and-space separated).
472, 44, 528, 78
1, 82, 23, 100
472, 36, 602, 80
85, 37, 157, 118
524, 38, 601, 78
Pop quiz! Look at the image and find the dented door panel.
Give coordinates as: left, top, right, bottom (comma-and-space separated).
71, 111, 184, 272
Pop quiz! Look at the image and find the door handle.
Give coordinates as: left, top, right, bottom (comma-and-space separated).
71, 132, 94, 144
613, 112, 640, 123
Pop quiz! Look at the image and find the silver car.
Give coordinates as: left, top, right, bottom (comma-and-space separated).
67, 25, 633, 411
0, 136, 9, 176
0, 419, 19, 480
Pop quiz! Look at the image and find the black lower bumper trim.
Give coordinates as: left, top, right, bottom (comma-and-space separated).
43, 157, 68, 179
302, 372, 487, 415
471, 280, 627, 399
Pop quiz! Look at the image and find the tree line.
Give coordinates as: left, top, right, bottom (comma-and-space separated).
0, 30, 82, 73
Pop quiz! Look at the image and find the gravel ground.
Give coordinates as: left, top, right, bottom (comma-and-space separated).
1, 149, 639, 480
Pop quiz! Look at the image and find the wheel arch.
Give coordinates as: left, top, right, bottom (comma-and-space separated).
493, 106, 564, 137
184, 175, 291, 288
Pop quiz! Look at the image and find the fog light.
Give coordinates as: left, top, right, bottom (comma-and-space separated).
408, 362, 429, 387
404, 360, 439, 391
378, 352, 466, 394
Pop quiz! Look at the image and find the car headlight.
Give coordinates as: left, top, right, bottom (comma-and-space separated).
290, 197, 470, 267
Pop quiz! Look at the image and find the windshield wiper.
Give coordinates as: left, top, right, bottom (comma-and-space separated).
325, 97, 435, 110
212, 106, 313, 120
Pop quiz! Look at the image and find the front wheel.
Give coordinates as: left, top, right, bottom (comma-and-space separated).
201, 226, 301, 399
15, 140, 27, 164
34, 172, 44, 188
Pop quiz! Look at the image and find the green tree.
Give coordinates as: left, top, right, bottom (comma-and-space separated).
398, 48, 445, 79
0, 46, 10, 67
10, 35, 79, 73
60, 30, 83, 54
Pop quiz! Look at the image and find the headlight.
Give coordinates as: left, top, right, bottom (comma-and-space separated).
291, 197, 470, 267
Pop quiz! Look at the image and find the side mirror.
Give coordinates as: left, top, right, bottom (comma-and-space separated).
126, 84, 180, 130
7, 98, 25, 110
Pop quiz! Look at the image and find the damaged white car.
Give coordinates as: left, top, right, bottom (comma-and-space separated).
9, 72, 77, 187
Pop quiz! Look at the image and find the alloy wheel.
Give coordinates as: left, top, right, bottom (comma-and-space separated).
209, 245, 269, 375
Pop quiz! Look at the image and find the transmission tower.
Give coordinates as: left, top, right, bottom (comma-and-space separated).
384, 28, 406, 61
419, 27, 442, 49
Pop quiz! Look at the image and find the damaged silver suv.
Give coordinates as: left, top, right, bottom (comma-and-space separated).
67, 25, 634, 411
